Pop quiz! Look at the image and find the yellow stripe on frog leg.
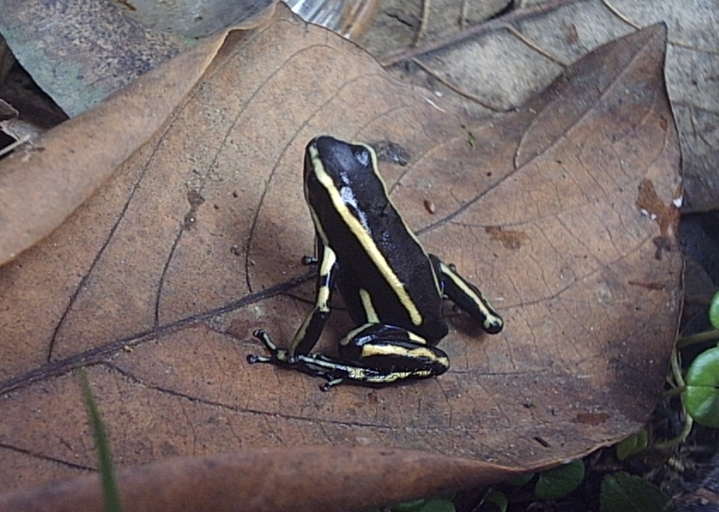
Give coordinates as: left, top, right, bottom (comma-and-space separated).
338, 323, 372, 347
438, 259, 504, 332
288, 310, 315, 356
359, 288, 380, 324
316, 245, 337, 313
359, 343, 449, 367
406, 330, 427, 345
288, 244, 338, 356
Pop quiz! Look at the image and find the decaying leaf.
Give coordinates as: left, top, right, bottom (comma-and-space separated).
0, 0, 186, 117
0, 447, 521, 512
0, 34, 227, 265
0, 5, 681, 509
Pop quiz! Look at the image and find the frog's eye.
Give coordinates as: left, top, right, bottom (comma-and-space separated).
352, 146, 371, 168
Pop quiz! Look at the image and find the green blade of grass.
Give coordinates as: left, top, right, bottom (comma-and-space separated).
78, 368, 122, 512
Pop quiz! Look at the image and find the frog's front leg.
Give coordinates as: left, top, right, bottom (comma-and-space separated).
247, 243, 338, 367
430, 254, 504, 334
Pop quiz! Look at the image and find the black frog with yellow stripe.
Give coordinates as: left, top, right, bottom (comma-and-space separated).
248, 136, 503, 390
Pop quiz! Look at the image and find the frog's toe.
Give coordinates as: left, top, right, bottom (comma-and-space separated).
247, 354, 271, 364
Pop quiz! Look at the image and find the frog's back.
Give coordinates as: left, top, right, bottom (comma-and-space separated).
304, 136, 447, 342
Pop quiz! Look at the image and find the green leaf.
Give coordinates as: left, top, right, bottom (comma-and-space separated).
390, 498, 455, 512
391, 500, 427, 512
534, 460, 585, 500
684, 346, 719, 427
616, 429, 649, 460
710, 290, 719, 329
600, 472, 668, 512
415, 498, 455, 512
507, 472, 534, 487
485, 490, 508, 512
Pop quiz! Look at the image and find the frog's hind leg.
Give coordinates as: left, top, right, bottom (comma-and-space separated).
325, 323, 451, 388
249, 322, 450, 391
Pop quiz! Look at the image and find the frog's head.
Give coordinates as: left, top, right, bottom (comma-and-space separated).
304, 135, 376, 185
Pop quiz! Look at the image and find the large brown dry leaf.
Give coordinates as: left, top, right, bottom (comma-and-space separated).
0, 448, 518, 512
0, 7, 681, 505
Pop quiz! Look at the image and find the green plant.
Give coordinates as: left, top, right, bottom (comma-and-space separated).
78, 369, 123, 512
599, 472, 669, 512
655, 290, 719, 448
534, 460, 585, 500
601, 289, 719, 511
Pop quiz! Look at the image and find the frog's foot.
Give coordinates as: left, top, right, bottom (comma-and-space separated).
301, 255, 318, 265
247, 330, 291, 364
247, 331, 342, 387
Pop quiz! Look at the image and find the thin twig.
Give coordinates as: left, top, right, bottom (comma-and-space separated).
600, 0, 639, 28
677, 329, 719, 349
672, 348, 686, 390
600, 0, 719, 55
411, 58, 503, 111
0, 134, 32, 159
655, 348, 693, 450
381, 0, 585, 67
414, 0, 431, 45
459, 0, 468, 30
406, 20, 568, 111
503, 23, 569, 67
656, 413, 693, 450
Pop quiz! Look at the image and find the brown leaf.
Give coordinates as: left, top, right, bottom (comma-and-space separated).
0, 6, 681, 507
0, 447, 520, 512
0, 33, 227, 264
